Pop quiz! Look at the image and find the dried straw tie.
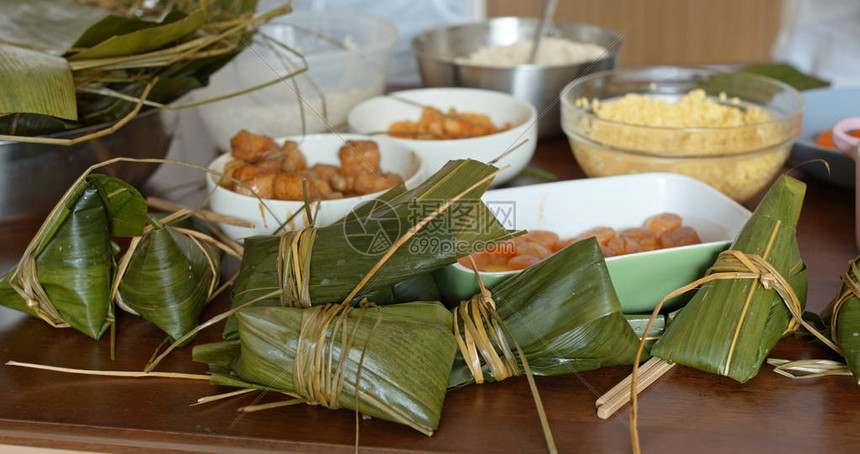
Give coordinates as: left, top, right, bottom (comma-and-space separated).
454, 293, 521, 384
769, 259, 858, 379
277, 228, 318, 308
293, 302, 382, 410
616, 246, 842, 454
455, 259, 557, 453
237, 299, 387, 450
828, 261, 859, 349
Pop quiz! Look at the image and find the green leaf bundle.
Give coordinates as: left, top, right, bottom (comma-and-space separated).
448, 238, 643, 388
651, 175, 808, 383
224, 159, 517, 339
0, 0, 290, 137
0, 174, 147, 339
116, 216, 223, 343
193, 302, 457, 436
820, 256, 860, 384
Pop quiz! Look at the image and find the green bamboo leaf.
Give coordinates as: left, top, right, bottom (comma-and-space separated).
448, 239, 643, 388
835, 301, 860, 384
821, 256, 860, 384
625, 313, 666, 351
741, 63, 830, 91
0, 113, 74, 137
225, 159, 518, 339
393, 273, 441, 303
71, 14, 160, 49
118, 218, 221, 343
652, 175, 807, 383
88, 174, 147, 238
68, 10, 205, 61
194, 302, 457, 435
192, 339, 240, 374
0, 44, 76, 120
0, 184, 114, 339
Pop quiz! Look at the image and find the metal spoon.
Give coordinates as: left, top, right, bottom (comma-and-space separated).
527, 0, 559, 64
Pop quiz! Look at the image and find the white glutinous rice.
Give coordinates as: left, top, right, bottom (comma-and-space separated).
457, 38, 605, 66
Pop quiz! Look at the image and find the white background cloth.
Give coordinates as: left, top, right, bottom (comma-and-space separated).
261, 0, 485, 85
773, 0, 860, 87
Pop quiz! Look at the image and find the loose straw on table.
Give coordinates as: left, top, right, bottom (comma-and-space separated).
764, 257, 860, 380
595, 357, 675, 420
6, 361, 208, 381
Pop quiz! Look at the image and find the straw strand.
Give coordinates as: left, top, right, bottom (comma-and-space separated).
627, 247, 840, 454
454, 256, 557, 453
276, 228, 318, 308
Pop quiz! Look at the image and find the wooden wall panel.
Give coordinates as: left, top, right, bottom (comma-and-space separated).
486, 0, 785, 66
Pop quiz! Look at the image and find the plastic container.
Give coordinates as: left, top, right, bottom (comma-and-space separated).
560, 67, 804, 202
192, 11, 397, 150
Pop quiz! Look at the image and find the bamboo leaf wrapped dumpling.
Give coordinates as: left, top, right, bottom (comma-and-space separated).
224, 159, 518, 339
820, 256, 860, 384
448, 238, 642, 388
193, 301, 457, 435
116, 215, 224, 343
651, 175, 808, 383
0, 175, 146, 339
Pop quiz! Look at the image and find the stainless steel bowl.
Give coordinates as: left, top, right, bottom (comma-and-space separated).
0, 108, 176, 226
412, 17, 623, 138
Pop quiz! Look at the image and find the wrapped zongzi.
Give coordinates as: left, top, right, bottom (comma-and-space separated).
651, 175, 808, 383
0, 175, 146, 339
820, 255, 860, 384
448, 238, 643, 388
193, 301, 457, 435
224, 159, 518, 339
116, 214, 226, 343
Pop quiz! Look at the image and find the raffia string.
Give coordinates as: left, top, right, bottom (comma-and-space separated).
289, 301, 383, 412
294, 303, 359, 408
231, 298, 390, 450
708, 250, 841, 361
5, 360, 208, 381
276, 228, 318, 308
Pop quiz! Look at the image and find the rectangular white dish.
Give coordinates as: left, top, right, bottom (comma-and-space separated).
433, 172, 752, 313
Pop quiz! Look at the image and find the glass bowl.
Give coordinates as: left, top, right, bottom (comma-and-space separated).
560, 66, 804, 202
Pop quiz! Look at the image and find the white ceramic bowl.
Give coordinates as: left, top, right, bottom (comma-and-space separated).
347, 88, 538, 187
432, 173, 752, 313
207, 134, 423, 240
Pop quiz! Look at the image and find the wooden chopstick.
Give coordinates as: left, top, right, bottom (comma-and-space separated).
595, 357, 675, 419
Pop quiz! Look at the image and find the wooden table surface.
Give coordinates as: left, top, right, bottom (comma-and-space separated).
0, 137, 857, 453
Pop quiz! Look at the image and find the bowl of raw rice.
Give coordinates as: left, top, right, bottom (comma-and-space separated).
560, 66, 804, 202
